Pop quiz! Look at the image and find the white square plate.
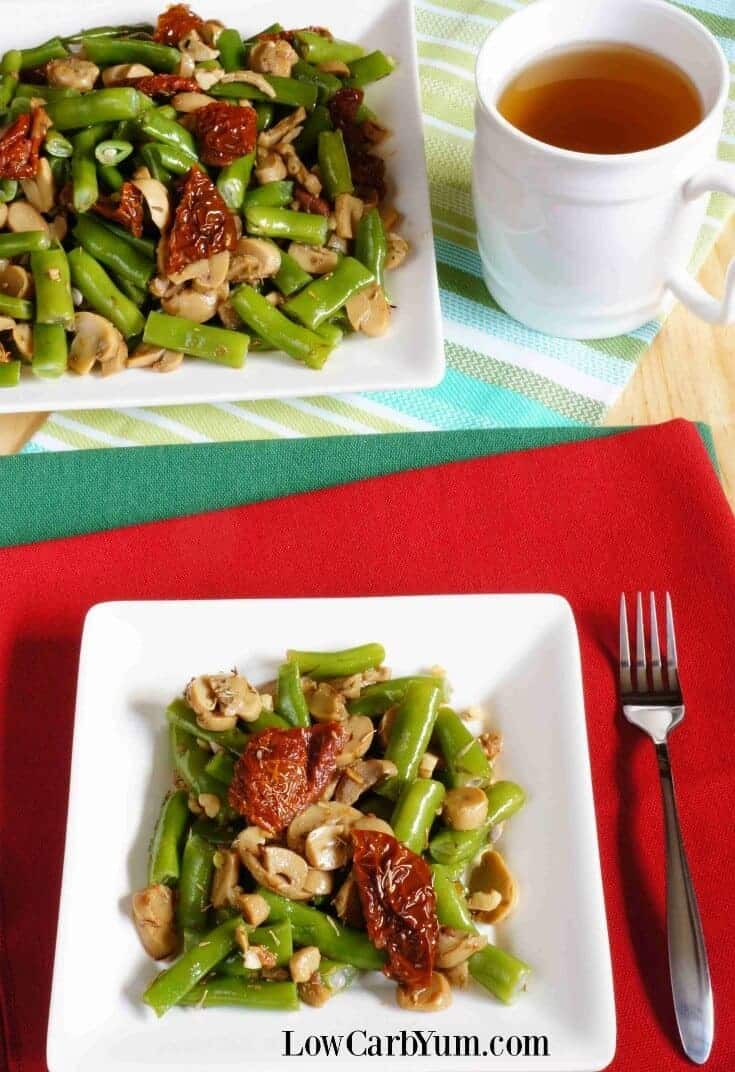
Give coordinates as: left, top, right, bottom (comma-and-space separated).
48, 595, 615, 1071
0, 0, 443, 414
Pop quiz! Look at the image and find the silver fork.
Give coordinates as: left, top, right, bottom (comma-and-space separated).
619, 592, 713, 1064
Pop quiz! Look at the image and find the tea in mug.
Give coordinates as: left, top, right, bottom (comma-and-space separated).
497, 43, 703, 154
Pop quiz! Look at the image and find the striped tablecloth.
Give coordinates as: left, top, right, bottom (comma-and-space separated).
25, 0, 735, 452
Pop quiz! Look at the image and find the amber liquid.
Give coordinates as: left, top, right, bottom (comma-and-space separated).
497, 43, 703, 154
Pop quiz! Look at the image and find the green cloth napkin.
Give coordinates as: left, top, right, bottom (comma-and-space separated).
1, 423, 716, 547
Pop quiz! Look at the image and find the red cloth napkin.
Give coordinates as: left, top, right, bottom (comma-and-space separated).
1, 419, 734, 1072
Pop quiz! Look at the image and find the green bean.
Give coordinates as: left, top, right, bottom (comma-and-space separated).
115, 275, 148, 307
211, 75, 317, 109
142, 141, 193, 176
95, 218, 157, 259
276, 659, 310, 728
246, 707, 291, 734
258, 889, 385, 970
149, 789, 190, 887
166, 697, 249, 754
220, 921, 293, 974
245, 23, 284, 43
316, 958, 358, 996
94, 139, 133, 166
16, 84, 79, 103
170, 725, 232, 805
295, 31, 365, 65
217, 151, 255, 212
294, 104, 333, 156
244, 205, 329, 245
217, 27, 247, 72
83, 37, 180, 73
0, 294, 32, 320
391, 778, 446, 854
177, 833, 216, 931
143, 915, 241, 1016
283, 257, 373, 330
63, 23, 154, 46
315, 320, 343, 348
286, 643, 386, 679
349, 675, 446, 717
347, 51, 396, 87
143, 312, 249, 369
0, 361, 20, 388
140, 144, 171, 183
428, 823, 489, 867
0, 51, 20, 114
67, 247, 146, 338
47, 88, 148, 131
0, 231, 50, 257
274, 250, 312, 297
44, 129, 74, 159
484, 779, 526, 825
205, 750, 236, 785
71, 124, 113, 214
468, 944, 531, 1004
0, 180, 18, 204
434, 706, 492, 788
243, 180, 294, 209
229, 285, 331, 370
377, 679, 442, 800
30, 249, 74, 329
190, 819, 240, 844
31, 322, 67, 380
137, 109, 197, 160
318, 129, 354, 199
430, 863, 477, 932
97, 162, 124, 192
18, 37, 68, 70
355, 102, 377, 124
179, 977, 299, 1009
354, 208, 387, 288
156, 104, 178, 122
48, 157, 68, 189
73, 215, 154, 291
357, 793, 394, 822
292, 59, 342, 103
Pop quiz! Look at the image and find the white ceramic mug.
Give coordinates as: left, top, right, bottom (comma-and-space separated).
473, 0, 734, 339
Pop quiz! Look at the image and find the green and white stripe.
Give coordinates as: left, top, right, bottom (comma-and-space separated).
26, 0, 735, 452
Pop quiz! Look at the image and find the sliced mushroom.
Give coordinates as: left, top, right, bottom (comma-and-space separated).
335, 715, 374, 768
195, 66, 224, 91
236, 891, 270, 926
198, 792, 221, 818
352, 814, 393, 836
132, 884, 178, 960
386, 232, 409, 270
201, 19, 225, 45
318, 60, 351, 77
0, 265, 32, 299
435, 926, 486, 970
362, 118, 391, 145
102, 63, 153, 86
233, 825, 270, 862
325, 666, 390, 699
396, 972, 452, 1012
162, 285, 218, 322
177, 50, 196, 78
48, 213, 68, 244
185, 671, 261, 729
20, 158, 55, 215
46, 57, 99, 92
11, 323, 32, 362
210, 849, 240, 908
379, 204, 400, 233
7, 200, 48, 233
220, 69, 276, 97
298, 977, 332, 1007
218, 299, 242, 330
305, 823, 352, 870
287, 801, 361, 855
443, 787, 489, 831
468, 849, 518, 924
171, 91, 216, 112
132, 177, 170, 231
68, 312, 124, 375
332, 872, 363, 927
345, 283, 391, 337
287, 243, 338, 276
278, 144, 321, 196
334, 193, 363, 240
258, 107, 306, 150
170, 251, 230, 289
179, 29, 220, 63
245, 944, 278, 970
99, 337, 128, 377
240, 845, 311, 901
290, 946, 321, 985
334, 758, 397, 805
249, 39, 298, 78
418, 751, 440, 779
304, 681, 347, 723
478, 730, 503, 762
127, 344, 184, 373
378, 705, 398, 749
0, 204, 7, 229
0, 316, 14, 332
255, 151, 287, 184
444, 961, 469, 988
227, 238, 281, 284
304, 868, 334, 895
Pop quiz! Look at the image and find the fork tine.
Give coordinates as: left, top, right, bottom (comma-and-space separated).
636, 591, 647, 691
619, 594, 633, 693
666, 592, 679, 691
649, 592, 664, 692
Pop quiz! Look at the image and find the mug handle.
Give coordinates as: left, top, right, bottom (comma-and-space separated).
666, 162, 735, 325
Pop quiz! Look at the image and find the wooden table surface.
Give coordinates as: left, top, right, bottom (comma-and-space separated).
2, 216, 734, 506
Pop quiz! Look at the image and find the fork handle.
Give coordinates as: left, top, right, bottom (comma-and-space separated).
656, 742, 714, 1064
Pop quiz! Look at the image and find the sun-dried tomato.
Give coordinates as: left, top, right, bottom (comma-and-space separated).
191, 102, 257, 167
329, 86, 364, 130
351, 830, 439, 990
153, 3, 204, 45
327, 88, 386, 201
165, 166, 238, 276
93, 182, 145, 238
126, 74, 200, 99
0, 106, 50, 180
229, 722, 349, 833
293, 186, 330, 216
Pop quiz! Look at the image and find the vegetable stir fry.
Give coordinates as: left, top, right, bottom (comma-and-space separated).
0, 7, 408, 386
134, 644, 530, 1014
